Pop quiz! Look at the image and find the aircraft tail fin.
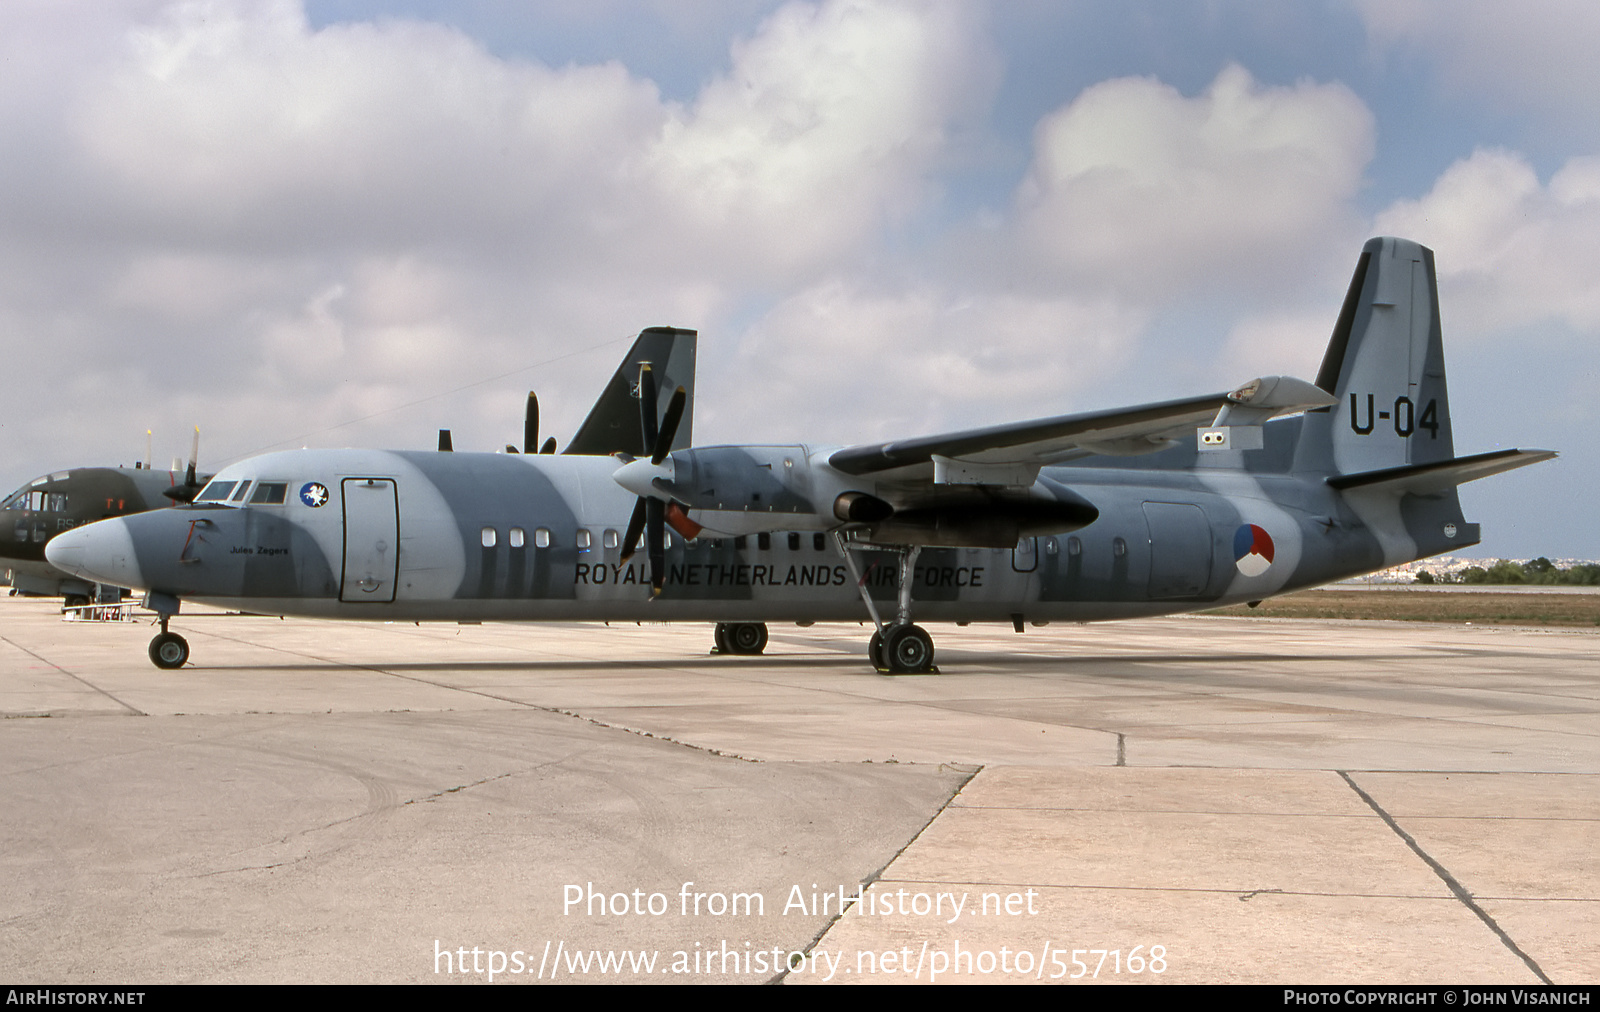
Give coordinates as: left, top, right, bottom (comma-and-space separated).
1296, 237, 1455, 475
1294, 238, 1557, 564
564, 327, 698, 457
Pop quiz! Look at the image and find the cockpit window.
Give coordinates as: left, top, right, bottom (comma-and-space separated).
194, 480, 237, 503
230, 481, 253, 502
249, 482, 288, 505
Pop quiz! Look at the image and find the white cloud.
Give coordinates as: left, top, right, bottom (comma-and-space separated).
1356, 0, 1600, 133
69, 0, 987, 283
0, 0, 998, 469
705, 280, 1147, 444
1009, 64, 1374, 296
1375, 148, 1600, 335
1219, 311, 1338, 383
649, 0, 992, 278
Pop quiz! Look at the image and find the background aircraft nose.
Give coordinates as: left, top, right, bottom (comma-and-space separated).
45, 518, 143, 589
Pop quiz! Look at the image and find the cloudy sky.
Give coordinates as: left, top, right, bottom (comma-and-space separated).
1, 0, 1593, 558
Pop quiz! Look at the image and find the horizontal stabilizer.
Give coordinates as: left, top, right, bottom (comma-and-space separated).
1326, 448, 1556, 494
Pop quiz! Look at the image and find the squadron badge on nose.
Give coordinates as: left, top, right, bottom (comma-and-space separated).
300, 482, 329, 508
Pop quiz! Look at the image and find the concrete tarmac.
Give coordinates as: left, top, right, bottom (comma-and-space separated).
0, 597, 1595, 984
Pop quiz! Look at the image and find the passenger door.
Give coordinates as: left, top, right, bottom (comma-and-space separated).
341, 478, 398, 603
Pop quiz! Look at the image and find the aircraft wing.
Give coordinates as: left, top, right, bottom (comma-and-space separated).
828, 375, 1334, 481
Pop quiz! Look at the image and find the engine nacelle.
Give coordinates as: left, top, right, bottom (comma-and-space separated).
627, 445, 1099, 547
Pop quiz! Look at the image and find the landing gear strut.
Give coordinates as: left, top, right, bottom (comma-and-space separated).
148, 611, 189, 670
836, 534, 937, 674
713, 622, 768, 655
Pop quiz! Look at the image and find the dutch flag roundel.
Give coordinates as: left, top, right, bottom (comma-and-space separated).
1233, 523, 1275, 577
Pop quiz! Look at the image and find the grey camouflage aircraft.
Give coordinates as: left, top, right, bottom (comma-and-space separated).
3, 328, 694, 608
47, 238, 1553, 672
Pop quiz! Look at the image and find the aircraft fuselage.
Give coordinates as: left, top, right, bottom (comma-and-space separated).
45, 439, 1461, 625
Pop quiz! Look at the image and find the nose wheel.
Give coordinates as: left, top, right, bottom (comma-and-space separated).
147, 608, 189, 669
149, 631, 190, 669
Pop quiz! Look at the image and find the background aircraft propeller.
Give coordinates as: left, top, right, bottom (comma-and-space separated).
618, 365, 689, 595
160, 427, 204, 502
506, 392, 558, 454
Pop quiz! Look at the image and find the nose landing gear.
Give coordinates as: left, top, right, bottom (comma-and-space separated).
146, 597, 189, 669
149, 629, 189, 669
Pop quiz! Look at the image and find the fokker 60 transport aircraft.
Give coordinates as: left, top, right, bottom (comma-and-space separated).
47, 238, 1554, 672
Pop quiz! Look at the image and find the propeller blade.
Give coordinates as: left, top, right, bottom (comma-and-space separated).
438, 429, 453, 452
524, 392, 538, 454
651, 386, 686, 465
185, 426, 199, 488
619, 497, 648, 564
647, 497, 665, 595
540, 437, 557, 454
638, 364, 658, 452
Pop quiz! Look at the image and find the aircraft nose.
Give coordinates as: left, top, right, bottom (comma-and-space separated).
45, 518, 144, 589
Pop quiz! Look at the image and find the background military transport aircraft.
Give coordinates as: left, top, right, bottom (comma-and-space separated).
47, 238, 1553, 672
2, 430, 210, 607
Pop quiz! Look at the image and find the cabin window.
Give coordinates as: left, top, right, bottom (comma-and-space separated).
249, 482, 288, 505
813, 533, 826, 551
758, 532, 771, 551
734, 535, 747, 550
576, 529, 592, 550
1113, 537, 1126, 558
481, 527, 497, 548
509, 527, 525, 548
787, 532, 800, 551
603, 529, 619, 550
1044, 537, 1057, 555
534, 528, 551, 549
1067, 536, 1082, 556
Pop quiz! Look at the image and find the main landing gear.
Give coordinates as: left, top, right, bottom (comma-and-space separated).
836, 534, 937, 675
713, 622, 768, 655
148, 611, 189, 670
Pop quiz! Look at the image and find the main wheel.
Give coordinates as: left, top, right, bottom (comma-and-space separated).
885, 624, 935, 674
726, 622, 768, 655
868, 630, 886, 671
712, 622, 730, 654
62, 594, 89, 612
149, 632, 190, 670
